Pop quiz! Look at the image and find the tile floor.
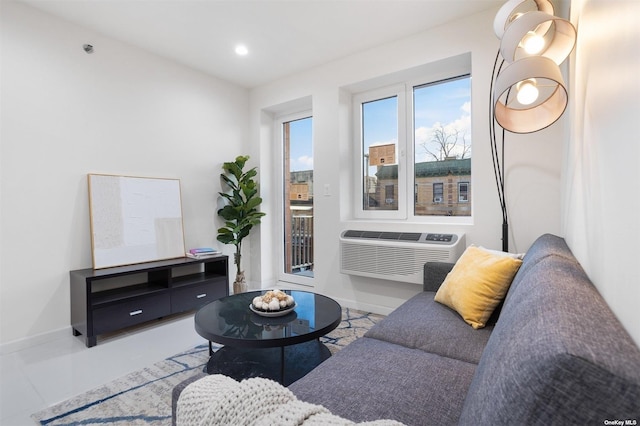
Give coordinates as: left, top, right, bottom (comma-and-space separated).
0, 313, 204, 425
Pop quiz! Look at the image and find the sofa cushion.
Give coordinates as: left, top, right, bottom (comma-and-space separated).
434, 245, 522, 329
503, 233, 576, 306
459, 235, 640, 424
288, 336, 477, 425
364, 292, 493, 364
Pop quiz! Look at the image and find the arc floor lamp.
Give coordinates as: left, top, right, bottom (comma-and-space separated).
490, 0, 576, 252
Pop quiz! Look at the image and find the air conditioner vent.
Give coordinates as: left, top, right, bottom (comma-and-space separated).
343, 230, 364, 238
340, 230, 465, 285
379, 232, 402, 240
362, 231, 382, 239
398, 233, 421, 241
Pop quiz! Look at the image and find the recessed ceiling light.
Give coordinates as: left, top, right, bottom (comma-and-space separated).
235, 44, 249, 56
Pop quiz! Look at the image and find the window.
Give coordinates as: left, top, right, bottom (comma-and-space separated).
433, 183, 444, 203
281, 114, 314, 284
385, 184, 395, 205
360, 93, 401, 213
459, 182, 469, 202
413, 75, 471, 217
354, 71, 471, 220
354, 85, 406, 219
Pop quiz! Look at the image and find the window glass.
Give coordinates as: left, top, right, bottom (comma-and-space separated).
413, 76, 471, 216
433, 182, 444, 203
361, 96, 398, 211
459, 182, 469, 202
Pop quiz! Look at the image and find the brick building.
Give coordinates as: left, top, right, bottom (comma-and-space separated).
372, 158, 471, 216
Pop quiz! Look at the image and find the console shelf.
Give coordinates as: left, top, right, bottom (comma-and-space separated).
70, 255, 229, 347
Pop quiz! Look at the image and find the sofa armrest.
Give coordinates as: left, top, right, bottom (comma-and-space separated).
423, 262, 454, 292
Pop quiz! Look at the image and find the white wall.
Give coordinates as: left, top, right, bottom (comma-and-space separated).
0, 2, 249, 348
249, 7, 564, 314
9, 1, 626, 350
564, 0, 640, 346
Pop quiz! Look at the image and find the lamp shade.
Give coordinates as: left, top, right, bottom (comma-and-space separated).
493, 56, 568, 133
500, 11, 576, 64
494, 0, 553, 38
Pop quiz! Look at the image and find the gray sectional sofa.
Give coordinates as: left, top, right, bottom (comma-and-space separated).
174, 234, 640, 424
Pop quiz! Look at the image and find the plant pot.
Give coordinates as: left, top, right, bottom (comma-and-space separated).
233, 271, 247, 294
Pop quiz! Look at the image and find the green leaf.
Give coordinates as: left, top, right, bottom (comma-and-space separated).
243, 168, 258, 180
235, 155, 249, 170
238, 227, 251, 240
218, 205, 241, 221
223, 162, 242, 181
217, 233, 235, 244
245, 197, 262, 211
219, 192, 234, 202
220, 174, 238, 191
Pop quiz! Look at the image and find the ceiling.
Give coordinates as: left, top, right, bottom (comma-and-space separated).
21, 0, 504, 88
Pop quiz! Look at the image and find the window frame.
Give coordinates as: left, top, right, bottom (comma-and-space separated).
352, 69, 473, 224
353, 84, 407, 220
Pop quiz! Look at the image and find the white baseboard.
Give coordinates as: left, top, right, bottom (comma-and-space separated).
329, 297, 395, 316
0, 326, 71, 355
272, 281, 315, 291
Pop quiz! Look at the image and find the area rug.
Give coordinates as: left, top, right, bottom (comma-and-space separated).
31, 308, 384, 425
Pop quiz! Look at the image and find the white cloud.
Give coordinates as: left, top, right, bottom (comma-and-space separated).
292, 155, 313, 171
414, 102, 472, 162
415, 125, 436, 146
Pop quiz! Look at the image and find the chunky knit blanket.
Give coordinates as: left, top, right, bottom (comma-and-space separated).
177, 374, 404, 426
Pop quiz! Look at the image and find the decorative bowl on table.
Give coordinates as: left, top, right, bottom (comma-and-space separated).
250, 289, 296, 317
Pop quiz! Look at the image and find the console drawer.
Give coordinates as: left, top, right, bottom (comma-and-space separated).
92, 293, 171, 335
172, 281, 227, 313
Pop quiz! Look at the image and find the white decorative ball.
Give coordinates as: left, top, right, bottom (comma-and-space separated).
268, 300, 280, 311
286, 295, 294, 306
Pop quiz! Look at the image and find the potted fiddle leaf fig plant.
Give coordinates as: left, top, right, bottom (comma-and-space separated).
217, 155, 265, 294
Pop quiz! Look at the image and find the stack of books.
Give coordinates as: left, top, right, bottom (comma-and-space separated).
186, 247, 220, 259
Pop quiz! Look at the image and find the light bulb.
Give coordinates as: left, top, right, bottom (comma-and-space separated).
521, 31, 545, 55
516, 79, 539, 105
235, 44, 249, 56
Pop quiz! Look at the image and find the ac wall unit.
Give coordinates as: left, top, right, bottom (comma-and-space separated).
433, 197, 443, 203
339, 230, 465, 285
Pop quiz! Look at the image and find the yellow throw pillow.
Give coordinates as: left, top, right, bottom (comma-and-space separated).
434, 246, 523, 329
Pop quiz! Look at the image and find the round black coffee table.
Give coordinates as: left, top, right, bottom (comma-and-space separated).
194, 290, 342, 385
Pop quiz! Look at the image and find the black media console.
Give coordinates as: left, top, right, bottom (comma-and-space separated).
70, 255, 229, 347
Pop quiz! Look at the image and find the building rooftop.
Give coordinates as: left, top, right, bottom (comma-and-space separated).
376, 158, 471, 179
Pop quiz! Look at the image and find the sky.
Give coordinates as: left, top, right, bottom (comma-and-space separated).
288, 116, 313, 172
286, 76, 471, 173
414, 76, 472, 162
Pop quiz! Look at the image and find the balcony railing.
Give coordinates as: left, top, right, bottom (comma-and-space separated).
290, 215, 313, 274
